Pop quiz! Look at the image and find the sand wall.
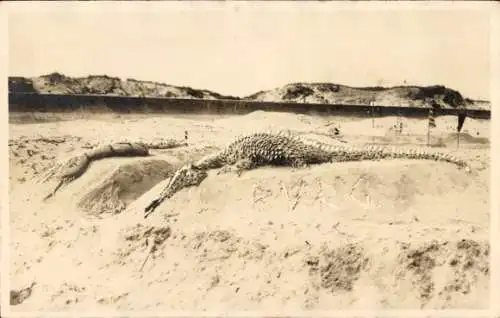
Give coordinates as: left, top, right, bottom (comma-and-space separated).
9, 93, 491, 119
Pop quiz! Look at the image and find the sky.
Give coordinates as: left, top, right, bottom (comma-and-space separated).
7, 2, 493, 100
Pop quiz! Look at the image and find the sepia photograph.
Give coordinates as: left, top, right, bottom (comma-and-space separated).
5, 1, 494, 314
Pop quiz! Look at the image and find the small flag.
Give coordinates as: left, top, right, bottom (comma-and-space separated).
457, 110, 467, 133
428, 109, 436, 128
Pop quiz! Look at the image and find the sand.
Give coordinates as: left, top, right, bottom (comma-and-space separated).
8, 110, 490, 312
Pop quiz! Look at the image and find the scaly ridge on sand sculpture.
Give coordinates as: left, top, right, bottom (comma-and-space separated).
40, 139, 187, 201
143, 131, 471, 218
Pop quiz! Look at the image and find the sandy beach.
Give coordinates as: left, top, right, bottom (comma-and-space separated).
8, 110, 490, 311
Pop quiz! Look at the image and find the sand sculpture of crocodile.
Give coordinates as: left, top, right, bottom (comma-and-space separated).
143, 131, 470, 218
41, 139, 187, 201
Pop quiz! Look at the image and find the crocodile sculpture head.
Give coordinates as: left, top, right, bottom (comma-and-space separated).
166, 163, 209, 194
144, 163, 208, 218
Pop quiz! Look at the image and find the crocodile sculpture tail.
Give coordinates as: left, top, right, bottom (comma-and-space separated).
320, 143, 470, 171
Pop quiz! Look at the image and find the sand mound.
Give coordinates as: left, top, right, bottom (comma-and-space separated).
76, 159, 179, 216
147, 160, 487, 229
442, 132, 490, 145
213, 110, 315, 136
93, 160, 487, 310
48, 144, 219, 217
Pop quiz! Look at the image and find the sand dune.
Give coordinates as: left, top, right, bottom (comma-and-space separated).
8, 111, 490, 311
9, 73, 491, 111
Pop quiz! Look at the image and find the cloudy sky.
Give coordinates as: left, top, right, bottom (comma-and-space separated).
8, 2, 493, 99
